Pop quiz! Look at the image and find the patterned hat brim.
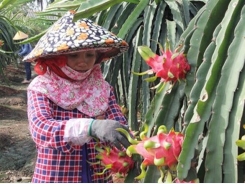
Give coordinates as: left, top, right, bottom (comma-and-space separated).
23, 10, 128, 62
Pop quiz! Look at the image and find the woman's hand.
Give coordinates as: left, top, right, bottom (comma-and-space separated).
90, 120, 131, 150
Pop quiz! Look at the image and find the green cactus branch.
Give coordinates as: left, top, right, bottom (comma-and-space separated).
128, 27, 143, 131
152, 83, 185, 134
204, 1, 245, 182
223, 65, 245, 183
117, 0, 150, 38
143, 82, 171, 137
177, 0, 245, 181
184, 0, 230, 94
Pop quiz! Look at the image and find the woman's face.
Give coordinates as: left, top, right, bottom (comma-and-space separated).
66, 50, 97, 73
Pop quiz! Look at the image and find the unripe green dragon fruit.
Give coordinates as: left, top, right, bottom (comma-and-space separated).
93, 145, 134, 177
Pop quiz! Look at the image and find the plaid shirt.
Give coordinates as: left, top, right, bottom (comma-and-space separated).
27, 87, 127, 183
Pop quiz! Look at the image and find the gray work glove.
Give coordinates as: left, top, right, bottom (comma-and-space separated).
90, 120, 131, 150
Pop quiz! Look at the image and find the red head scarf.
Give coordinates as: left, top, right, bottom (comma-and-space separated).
34, 55, 73, 81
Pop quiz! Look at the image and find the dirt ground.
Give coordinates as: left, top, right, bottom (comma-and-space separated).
0, 64, 36, 183
0, 64, 124, 183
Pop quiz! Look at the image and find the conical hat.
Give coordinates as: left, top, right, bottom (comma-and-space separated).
23, 10, 128, 62
13, 31, 29, 40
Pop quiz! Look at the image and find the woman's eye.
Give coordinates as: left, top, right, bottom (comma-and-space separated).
86, 53, 96, 57
69, 54, 78, 58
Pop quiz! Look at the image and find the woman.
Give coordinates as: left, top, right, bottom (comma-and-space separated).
23, 10, 131, 183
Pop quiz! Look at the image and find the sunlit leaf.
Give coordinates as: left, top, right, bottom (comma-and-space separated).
74, 0, 124, 21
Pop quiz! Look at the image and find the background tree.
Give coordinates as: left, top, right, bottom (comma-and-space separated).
0, 0, 54, 80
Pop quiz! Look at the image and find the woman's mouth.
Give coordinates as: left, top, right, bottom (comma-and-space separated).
77, 63, 88, 68
76, 69, 88, 73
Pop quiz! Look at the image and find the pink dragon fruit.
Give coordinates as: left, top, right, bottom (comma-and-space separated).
128, 129, 184, 168
174, 178, 199, 183
137, 45, 190, 83
94, 146, 134, 176
121, 126, 184, 180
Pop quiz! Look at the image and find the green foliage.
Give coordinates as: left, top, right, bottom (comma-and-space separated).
0, 0, 53, 80
0, 14, 19, 77
177, 0, 245, 182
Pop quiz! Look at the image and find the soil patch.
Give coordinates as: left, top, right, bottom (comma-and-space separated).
0, 64, 35, 183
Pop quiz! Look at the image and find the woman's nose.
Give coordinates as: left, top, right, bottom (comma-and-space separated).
78, 54, 87, 62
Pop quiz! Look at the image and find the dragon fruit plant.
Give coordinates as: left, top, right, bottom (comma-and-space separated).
117, 125, 197, 182
135, 42, 190, 92
90, 144, 135, 178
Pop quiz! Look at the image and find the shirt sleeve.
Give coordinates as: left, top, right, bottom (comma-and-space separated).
27, 90, 76, 153
18, 44, 32, 56
105, 86, 127, 125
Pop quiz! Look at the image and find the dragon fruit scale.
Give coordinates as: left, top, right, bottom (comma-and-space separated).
137, 45, 190, 83
93, 145, 134, 177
